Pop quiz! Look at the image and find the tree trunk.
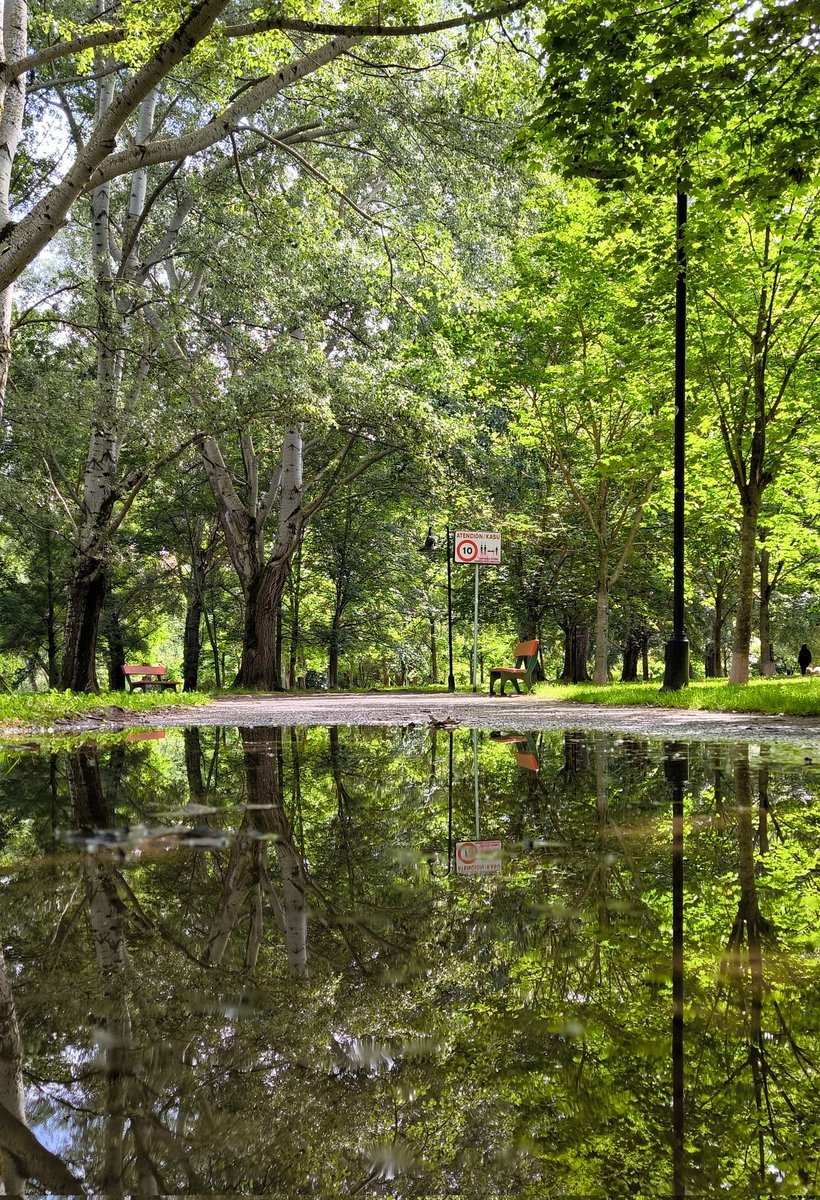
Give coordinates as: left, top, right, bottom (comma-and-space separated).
0, 0, 27, 426
103, 593, 126, 691
558, 625, 572, 683
183, 595, 203, 692
328, 609, 341, 689
729, 494, 763, 684
429, 615, 438, 684
559, 623, 591, 683
573, 625, 591, 683
705, 643, 717, 677
758, 541, 776, 677
708, 573, 726, 676
238, 561, 290, 690
287, 548, 302, 689
59, 560, 107, 691
640, 631, 650, 681
620, 635, 640, 682
237, 427, 304, 690
45, 532, 60, 687
593, 573, 610, 684
275, 601, 284, 690
204, 607, 221, 688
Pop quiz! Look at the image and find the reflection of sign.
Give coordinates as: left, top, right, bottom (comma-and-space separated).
456, 839, 503, 874
454, 531, 501, 565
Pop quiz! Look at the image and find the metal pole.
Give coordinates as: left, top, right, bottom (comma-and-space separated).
663, 186, 690, 691
446, 525, 455, 693
472, 564, 479, 692
473, 727, 480, 838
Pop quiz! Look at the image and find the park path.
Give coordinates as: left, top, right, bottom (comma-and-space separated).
96, 690, 820, 747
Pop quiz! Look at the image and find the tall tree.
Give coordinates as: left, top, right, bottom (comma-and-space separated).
689, 189, 820, 682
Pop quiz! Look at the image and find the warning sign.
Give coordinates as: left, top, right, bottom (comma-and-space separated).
454, 531, 501, 565
455, 840, 504, 875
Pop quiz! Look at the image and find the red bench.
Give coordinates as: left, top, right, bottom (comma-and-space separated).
122, 665, 180, 693
489, 640, 539, 696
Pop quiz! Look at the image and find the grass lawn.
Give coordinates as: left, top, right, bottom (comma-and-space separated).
0, 688, 211, 731
536, 677, 820, 717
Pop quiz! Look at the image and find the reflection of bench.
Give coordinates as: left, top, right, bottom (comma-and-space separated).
123, 665, 180, 693
489, 640, 539, 696
489, 730, 540, 770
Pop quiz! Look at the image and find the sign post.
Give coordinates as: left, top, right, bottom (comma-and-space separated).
472, 565, 479, 691
454, 531, 501, 692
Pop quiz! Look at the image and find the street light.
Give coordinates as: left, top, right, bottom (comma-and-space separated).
662, 186, 691, 691
418, 524, 455, 693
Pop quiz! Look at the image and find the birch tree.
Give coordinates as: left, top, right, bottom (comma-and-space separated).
0, 0, 526, 429
2, 0, 528, 691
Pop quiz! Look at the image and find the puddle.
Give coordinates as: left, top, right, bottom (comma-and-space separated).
0, 725, 818, 1195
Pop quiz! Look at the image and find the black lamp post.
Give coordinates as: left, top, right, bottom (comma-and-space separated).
418, 524, 455, 693
663, 186, 690, 691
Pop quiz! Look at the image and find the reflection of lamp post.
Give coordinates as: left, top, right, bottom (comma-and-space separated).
662, 187, 690, 692
664, 741, 687, 1197
428, 729, 454, 877
418, 525, 455, 693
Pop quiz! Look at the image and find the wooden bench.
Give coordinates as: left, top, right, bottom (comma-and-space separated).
489, 640, 539, 696
122, 665, 180, 693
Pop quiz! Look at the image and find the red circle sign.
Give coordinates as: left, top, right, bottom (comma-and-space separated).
456, 538, 478, 562
456, 842, 477, 864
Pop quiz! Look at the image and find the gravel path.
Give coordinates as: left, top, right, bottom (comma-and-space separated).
32, 690, 820, 747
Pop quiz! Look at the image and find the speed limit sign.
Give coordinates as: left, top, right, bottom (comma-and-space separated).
454, 531, 501, 565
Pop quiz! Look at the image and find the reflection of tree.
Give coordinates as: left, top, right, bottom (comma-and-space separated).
206, 727, 309, 975
0, 945, 29, 1193
1, 727, 817, 1193
66, 745, 205, 1191
0, 955, 83, 1195
686, 743, 820, 1192
184, 726, 206, 803
719, 746, 774, 1180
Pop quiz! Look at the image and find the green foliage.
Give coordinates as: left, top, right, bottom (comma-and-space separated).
525, 0, 820, 197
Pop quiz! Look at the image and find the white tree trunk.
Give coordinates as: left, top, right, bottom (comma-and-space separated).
0, 0, 27, 423
274, 425, 304, 557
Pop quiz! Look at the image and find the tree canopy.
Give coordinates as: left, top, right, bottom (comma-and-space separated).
0, 0, 818, 691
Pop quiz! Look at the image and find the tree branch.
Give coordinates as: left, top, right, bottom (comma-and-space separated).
224, 0, 530, 40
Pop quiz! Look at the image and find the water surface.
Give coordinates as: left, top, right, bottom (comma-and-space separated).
0, 724, 818, 1196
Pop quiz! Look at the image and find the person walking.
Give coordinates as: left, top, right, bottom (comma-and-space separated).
798, 643, 812, 675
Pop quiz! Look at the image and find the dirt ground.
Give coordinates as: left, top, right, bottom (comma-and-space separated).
21, 690, 820, 747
